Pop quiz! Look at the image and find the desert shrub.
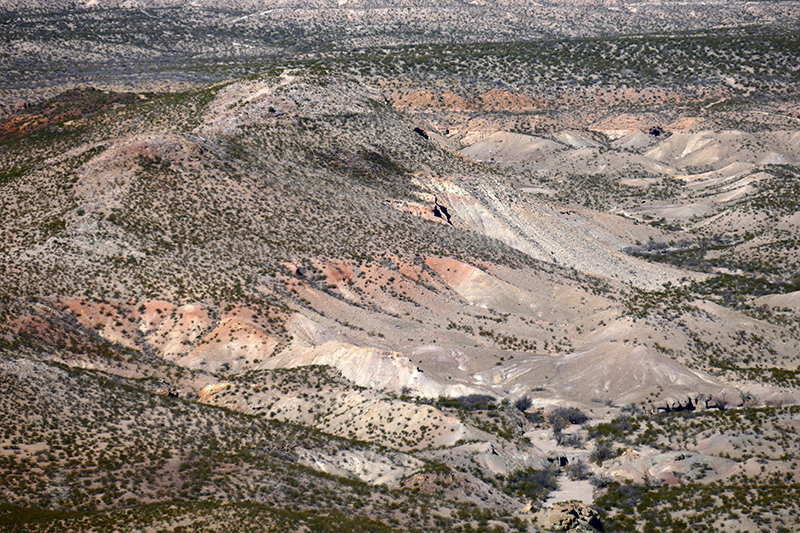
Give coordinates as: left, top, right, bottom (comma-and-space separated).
524, 410, 545, 425
438, 394, 498, 411
550, 407, 588, 439
421, 461, 452, 475
597, 480, 651, 509
713, 395, 730, 410
590, 473, 612, 489
590, 440, 616, 464
503, 466, 559, 501
565, 459, 591, 481
556, 433, 584, 449
589, 418, 637, 441
551, 415, 569, 435
514, 395, 532, 412
551, 407, 588, 425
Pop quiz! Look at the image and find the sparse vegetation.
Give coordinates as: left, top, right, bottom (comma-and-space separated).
1, 2, 800, 532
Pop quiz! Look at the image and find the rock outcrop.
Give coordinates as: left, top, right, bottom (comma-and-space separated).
649, 391, 714, 413
537, 502, 603, 532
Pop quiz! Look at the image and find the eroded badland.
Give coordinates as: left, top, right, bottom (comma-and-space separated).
2, 1, 800, 531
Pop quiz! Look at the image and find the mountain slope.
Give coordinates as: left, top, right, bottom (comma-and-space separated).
2, 11, 800, 529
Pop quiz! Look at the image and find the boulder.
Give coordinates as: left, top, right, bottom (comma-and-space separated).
538, 502, 603, 531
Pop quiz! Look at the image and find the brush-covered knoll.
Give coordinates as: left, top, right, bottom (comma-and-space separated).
589, 405, 800, 533
0, 352, 533, 532
0, 67, 682, 316
0, 71, 535, 305
0, 353, 386, 519
199, 365, 466, 452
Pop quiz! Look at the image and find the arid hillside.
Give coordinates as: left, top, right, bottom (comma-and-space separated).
2, 2, 800, 532
2, 0, 800, 111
